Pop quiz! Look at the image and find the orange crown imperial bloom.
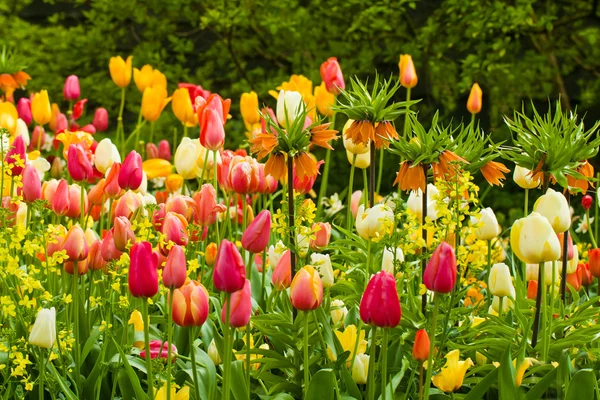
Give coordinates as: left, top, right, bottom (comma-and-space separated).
248, 133, 279, 160
345, 120, 375, 146
310, 123, 338, 150
394, 161, 425, 192
432, 150, 468, 181
373, 121, 398, 149
481, 160, 510, 187
567, 160, 594, 193
265, 153, 286, 180
294, 152, 318, 180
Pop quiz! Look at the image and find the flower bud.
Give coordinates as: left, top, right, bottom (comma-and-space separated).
533, 188, 571, 233
242, 210, 271, 253
162, 212, 189, 248
21, 164, 41, 203
172, 280, 209, 326
62, 225, 89, 262
466, 83, 482, 114
360, 271, 401, 327
474, 207, 500, 241
513, 166, 540, 189
205, 242, 218, 266
31, 90, 52, 125
200, 108, 225, 151
87, 240, 106, 271
290, 265, 323, 311
208, 339, 221, 365
67, 144, 93, 182
310, 222, 331, 250
352, 354, 369, 384
489, 263, 515, 298
95, 138, 121, 174
17, 98, 32, 125
28, 308, 56, 348
320, 57, 345, 94
214, 239, 246, 293
398, 55, 417, 89
582, 195, 593, 211
119, 151, 144, 191
113, 216, 135, 252
221, 279, 252, 328
382, 247, 404, 274
163, 245, 187, 289
128, 241, 159, 298
527, 280, 538, 300
511, 212, 561, 264
100, 229, 123, 262
276, 90, 303, 128
92, 108, 109, 132
424, 242, 457, 293
330, 299, 348, 326
272, 250, 292, 290
109, 55, 133, 88
63, 75, 80, 101
412, 329, 430, 362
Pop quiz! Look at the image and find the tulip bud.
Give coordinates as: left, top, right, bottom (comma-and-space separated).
242, 210, 271, 253
104, 163, 122, 199
21, 164, 41, 203
214, 239, 246, 293
146, 143, 159, 159
474, 208, 500, 241
466, 83, 482, 114
5, 135, 26, 176
424, 242, 457, 293
276, 90, 303, 128
109, 55, 133, 88
205, 242, 218, 266
87, 240, 106, 271
360, 271, 401, 327
533, 188, 571, 233
113, 216, 135, 252
113, 190, 143, 220
310, 253, 334, 288
166, 174, 184, 194
398, 54, 418, 89
582, 195, 593, 211
489, 263, 515, 298
158, 140, 171, 161
31, 90, 52, 126
581, 263, 594, 287
567, 265, 583, 292
67, 144, 93, 182
310, 222, 331, 250
49, 157, 63, 179
128, 241, 159, 298
588, 248, 600, 278
328, 300, 347, 326
28, 308, 56, 348
221, 279, 252, 328
51, 179, 70, 216
163, 245, 187, 289
140, 340, 177, 361
17, 98, 32, 125
93, 108, 109, 132
172, 280, 209, 326
62, 225, 89, 262
65, 184, 89, 220
165, 195, 195, 222
510, 212, 561, 264
200, 109, 225, 151
193, 183, 224, 226
208, 339, 221, 365
352, 354, 369, 384
527, 280, 538, 300
240, 91, 260, 126
290, 265, 324, 311
320, 57, 345, 95
28, 126, 45, 152
100, 229, 123, 262
95, 138, 121, 174
162, 212, 189, 248
382, 247, 404, 274
63, 75, 80, 101
412, 329, 430, 362
229, 157, 260, 194
271, 250, 292, 290
355, 203, 394, 240
119, 151, 143, 191
513, 166, 540, 190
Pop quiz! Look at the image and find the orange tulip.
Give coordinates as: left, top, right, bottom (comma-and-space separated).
172, 280, 209, 326
290, 265, 323, 311
467, 83, 482, 114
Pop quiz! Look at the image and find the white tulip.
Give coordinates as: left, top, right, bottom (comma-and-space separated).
533, 188, 571, 233
382, 247, 404, 274
355, 203, 395, 240
513, 165, 540, 189
95, 138, 121, 174
330, 299, 348, 325
276, 90, 303, 128
473, 207, 501, 241
310, 253, 334, 287
406, 183, 439, 221
29, 307, 56, 348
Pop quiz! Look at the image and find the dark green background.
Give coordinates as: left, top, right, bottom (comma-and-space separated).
2, 0, 599, 222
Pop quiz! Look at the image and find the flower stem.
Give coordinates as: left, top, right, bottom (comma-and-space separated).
222, 293, 232, 400
403, 88, 411, 138
368, 141, 375, 207
381, 328, 389, 400
531, 261, 544, 348
118, 87, 126, 155
486, 239, 492, 308
523, 188, 529, 217
134, 109, 143, 152
376, 149, 384, 195
303, 311, 310, 398
422, 294, 439, 400
349, 320, 363, 372
189, 327, 201, 400
213, 151, 220, 246
316, 112, 336, 219
421, 173, 428, 314
561, 192, 570, 303
149, 122, 155, 148
346, 155, 357, 232
38, 348, 46, 400
72, 249, 81, 394
142, 299, 153, 398
287, 155, 296, 278
587, 209, 598, 248
366, 326, 378, 400
167, 288, 174, 400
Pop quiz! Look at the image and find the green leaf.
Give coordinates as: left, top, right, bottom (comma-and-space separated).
112, 338, 149, 400
463, 368, 499, 400
340, 363, 362, 400
525, 367, 557, 400
230, 360, 250, 400
47, 362, 79, 400
306, 369, 335, 400
565, 369, 598, 400
498, 345, 520, 400
377, 358, 409, 400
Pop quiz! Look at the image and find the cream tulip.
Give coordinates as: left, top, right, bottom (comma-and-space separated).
355, 203, 395, 241
330, 299, 348, 325
29, 307, 56, 348
310, 253, 334, 287
406, 184, 440, 221
16, 118, 29, 147
174, 137, 202, 179
208, 338, 221, 365
352, 353, 369, 384
95, 138, 121, 174
474, 207, 501, 241
346, 149, 370, 169
490, 296, 513, 314
533, 188, 570, 233
489, 263, 515, 298
566, 244, 578, 274
382, 247, 404, 274
276, 90, 303, 128
526, 261, 560, 286
513, 165, 540, 189
268, 241, 286, 269
510, 212, 561, 264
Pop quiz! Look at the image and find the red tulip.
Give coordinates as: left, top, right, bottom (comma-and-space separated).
146, 143, 159, 159
128, 241, 159, 298
172, 280, 209, 326
200, 108, 225, 151
62, 225, 89, 262
290, 265, 323, 311
65, 184, 88, 220
93, 108, 109, 132
51, 179, 70, 216
196, 93, 230, 127
217, 150, 234, 192
152, 203, 166, 232
527, 280, 538, 300
163, 245, 187, 289
63, 75, 80, 101
582, 194, 593, 211
162, 212, 189, 248
589, 248, 600, 278
412, 329, 430, 362
21, 164, 41, 203
17, 98, 32, 125
54, 113, 68, 133
213, 239, 246, 293
360, 271, 401, 328
310, 222, 331, 250
271, 250, 292, 290
72, 99, 87, 120
158, 140, 171, 161
101, 229, 123, 262
67, 144, 93, 182
193, 183, 225, 226
567, 265, 583, 292
113, 216, 135, 252
118, 151, 143, 191
178, 83, 210, 103
221, 279, 252, 328
229, 156, 260, 194
81, 124, 96, 134
140, 340, 177, 361
320, 57, 345, 94
242, 210, 271, 253
257, 163, 278, 194
28, 126, 45, 152
5, 135, 26, 176
424, 242, 457, 294
581, 263, 593, 287
87, 240, 106, 271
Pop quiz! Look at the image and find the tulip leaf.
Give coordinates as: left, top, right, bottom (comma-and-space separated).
306, 369, 335, 400
463, 367, 499, 400
565, 369, 598, 400
525, 367, 557, 400
339, 363, 362, 400
80, 327, 102, 363
183, 343, 217, 400
498, 345, 520, 400
112, 338, 149, 400
47, 362, 79, 400
377, 358, 409, 400
230, 359, 250, 400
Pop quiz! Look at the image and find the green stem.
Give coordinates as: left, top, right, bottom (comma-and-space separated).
587, 209, 598, 248
376, 149, 384, 195
422, 294, 440, 400
213, 151, 220, 246
223, 293, 232, 400
498, 296, 504, 319
149, 122, 155, 147
183, 124, 188, 138
486, 239, 492, 308
524, 188, 529, 217
346, 155, 357, 232
72, 252, 81, 394
134, 109, 143, 152
246, 320, 251, 397
381, 328, 389, 400
366, 240, 372, 288
316, 112, 335, 219
39, 348, 46, 400
403, 88, 411, 137
189, 327, 202, 400
142, 299, 153, 399
303, 311, 310, 398
261, 247, 267, 306
349, 320, 364, 373
167, 288, 174, 400
531, 262, 544, 349
470, 113, 476, 130
118, 87, 126, 155
366, 326, 378, 400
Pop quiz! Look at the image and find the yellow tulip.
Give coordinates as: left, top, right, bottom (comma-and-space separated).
172, 87, 197, 126
240, 91, 260, 127
515, 358, 535, 387
142, 86, 171, 122
142, 158, 173, 179
513, 165, 540, 189
327, 324, 367, 363
134, 65, 167, 93
31, 90, 52, 125
154, 383, 190, 400
165, 174, 184, 193
0, 102, 18, 135
109, 55, 133, 88
128, 310, 144, 349
347, 149, 370, 169
431, 349, 474, 393
510, 212, 561, 264
533, 188, 571, 233
314, 82, 335, 118
174, 137, 202, 179
352, 354, 369, 384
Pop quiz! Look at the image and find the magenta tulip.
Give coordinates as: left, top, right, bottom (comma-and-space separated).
424, 241, 457, 294
213, 239, 246, 293
359, 271, 401, 328
242, 210, 271, 253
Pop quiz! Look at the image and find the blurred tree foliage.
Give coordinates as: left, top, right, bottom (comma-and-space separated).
1, 0, 599, 215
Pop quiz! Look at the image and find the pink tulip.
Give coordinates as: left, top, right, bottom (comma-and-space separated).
213, 239, 246, 293
163, 244, 187, 289
104, 163, 122, 199
152, 203, 166, 232
158, 140, 171, 161
162, 212, 189, 248
93, 108, 109, 132
242, 210, 271, 253
67, 144, 93, 182
21, 164, 41, 203
165, 195, 195, 222
62, 225, 89, 262
81, 124, 96, 134
257, 163, 278, 194
199, 108, 225, 151
310, 222, 331, 250
100, 229, 123, 262
424, 242, 457, 294
193, 184, 225, 226
87, 240, 106, 271
113, 216, 135, 252
128, 241, 159, 298
5, 135, 26, 176
271, 250, 292, 290
29, 126, 45, 152
51, 179, 70, 216
113, 190, 142, 220
54, 113, 68, 133
196, 93, 230, 126
140, 340, 177, 361
65, 184, 89, 220
146, 143, 159, 159
229, 156, 260, 194
221, 279, 251, 328
118, 151, 143, 191
17, 98, 32, 125
63, 75, 80, 101
351, 190, 362, 218
320, 57, 345, 95
290, 266, 323, 311
360, 271, 401, 328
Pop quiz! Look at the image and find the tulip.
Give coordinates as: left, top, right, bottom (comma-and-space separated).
424, 242, 457, 294
221, 279, 252, 328
113, 190, 143, 220
432, 350, 474, 393
200, 108, 225, 151
172, 280, 209, 326
214, 239, 246, 292
208, 339, 221, 365
165, 174, 183, 194
310, 253, 333, 288
28, 307, 56, 348
272, 250, 292, 290
5, 135, 26, 176
567, 242, 578, 274
290, 265, 323, 311
87, 240, 106, 271
582, 194, 593, 210
54, 113, 68, 133
242, 210, 271, 253
346, 149, 370, 169
92, 108, 109, 132
195, 93, 230, 126
0, 102, 18, 135
355, 203, 394, 241
142, 86, 170, 122
526, 262, 559, 286
164, 195, 194, 222
581, 263, 594, 287
352, 354, 369, 384
474, 207, 500, 241
567, 265, 583, 292
412, 329, 430, 362
109, 55, 133, 88
240, 91, 260, 127
327, 324, 367, 363
27, 125, 44, 152
63, 75, 80, 101
50, 157, 62, 179
113, 216, 135, 252
17, 98, 32, 125
31, 90, 52, 125
527, 280, 538, 300
398, 54, 418, 89
489, 263, 515, 298
589, 248, 600, 277
134, 65, 167, 92
510, 212, 561, 264
310, 222, 331, 250
21, 164, 41, 203
155, 140, 170, 160
95, 138, 121, 174
257, 163, 278, 194
174, 137, 203, 179
229, 156, 260, 194
154, 383, 190, 400
406, 183, 439, 220
466, 83, 482, 114
490, 295, 513, 314
50, 179, 70, 216
64, 259, 88, 275
533, 188, 570, 233
276, 90, 303, 128
320, 57, 345, 95
127, 310, 145, 349
162, 212, 189, 247
62, 225, 89, 262
100, 229, 123, 262
330, 299, 348, 326
513, 165, 540, 189
140, 340, 177, 361
172, 87, 196, 126
119, 151, 143, 190
67, 144, 93, 182
193, 183, 224, 226
163, 245, 187, 289
104, 163, 122, 199
360, 271, 401, 327
381, 247, 404, 274
128, 241, 159, 298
